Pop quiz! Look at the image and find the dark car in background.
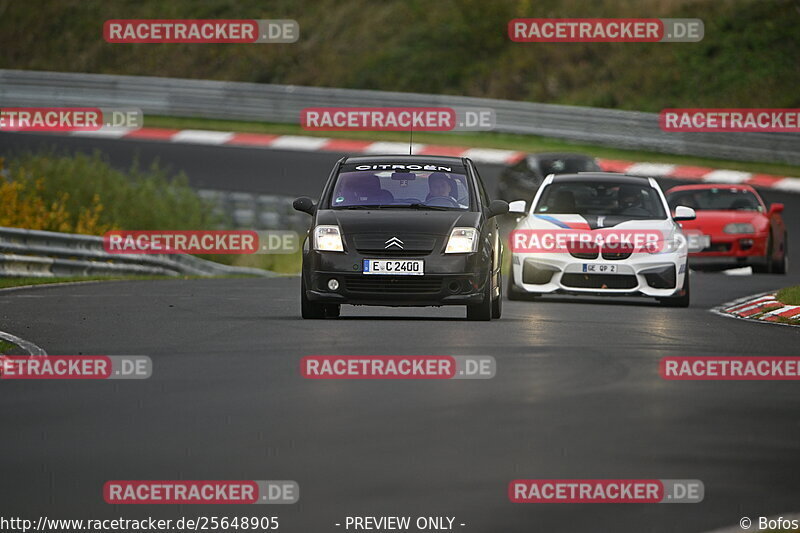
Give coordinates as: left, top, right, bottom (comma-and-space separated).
496, 152, 602, 203
294, 155, 509, 320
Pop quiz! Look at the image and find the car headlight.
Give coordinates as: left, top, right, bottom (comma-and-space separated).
313, 225, 344, 252
445, 227, 478, 254
646, 235, 684, 254
723, 223, 755, 234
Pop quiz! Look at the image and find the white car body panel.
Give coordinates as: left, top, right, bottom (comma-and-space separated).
509, 175, 689, 298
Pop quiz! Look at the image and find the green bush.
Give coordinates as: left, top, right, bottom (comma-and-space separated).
4, 150, 220, 231
2, 151, 300, 272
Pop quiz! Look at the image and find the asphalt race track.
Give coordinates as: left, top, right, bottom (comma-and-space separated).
1, 132, 800, 533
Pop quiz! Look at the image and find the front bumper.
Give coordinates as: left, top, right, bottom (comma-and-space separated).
688, 233, 769, 269
511, 251, 686, 298
303, 250, 491, 306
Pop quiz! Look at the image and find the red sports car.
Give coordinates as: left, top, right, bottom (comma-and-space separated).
665, 184, 788, 273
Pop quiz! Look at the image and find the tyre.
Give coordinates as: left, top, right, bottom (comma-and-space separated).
658, 266, 690, 308
506, 272, 527, 301
491, 272, 502, 319
467, 276, 493, 321
506, 272, 538, 301
753, 233, 774, 274
772, 232, 788, 274
301, 276, 326, 319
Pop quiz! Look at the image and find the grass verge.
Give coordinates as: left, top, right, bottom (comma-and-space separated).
0, 340, 18, 355
145, 115, 800, 178
776, 286, 800, 306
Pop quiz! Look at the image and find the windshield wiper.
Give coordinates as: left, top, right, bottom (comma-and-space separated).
404, 203, 452, 210
335, 204, 453, 210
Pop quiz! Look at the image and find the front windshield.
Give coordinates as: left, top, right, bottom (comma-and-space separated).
535, 180, 667, 219
667, 188, 763, 211
330, 167, 470, 210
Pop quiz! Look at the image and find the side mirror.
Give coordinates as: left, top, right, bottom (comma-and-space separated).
508, 200, 527, 215
770, 202, 785, 214
487, 200, 509, 219
293, 196, 316, 215
673, 205, 696, 221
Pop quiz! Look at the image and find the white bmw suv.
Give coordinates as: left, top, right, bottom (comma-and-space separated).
507, 173, 696, 307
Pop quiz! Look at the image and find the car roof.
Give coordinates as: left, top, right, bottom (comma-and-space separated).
343, 154, 466, 165
666, 183, 758, 193
551, 172, 652, 184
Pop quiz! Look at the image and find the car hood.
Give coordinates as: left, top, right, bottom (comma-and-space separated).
519, 213, 675, 233
316, 209, 481, 236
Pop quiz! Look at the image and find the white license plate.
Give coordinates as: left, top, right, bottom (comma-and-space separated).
582, 263, 619, 274
687, 234, 711, 252
363, 259, 424, 275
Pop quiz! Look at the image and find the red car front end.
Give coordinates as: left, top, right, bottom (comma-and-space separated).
666, 184, 787, 273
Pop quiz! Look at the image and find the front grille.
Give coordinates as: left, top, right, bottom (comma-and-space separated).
569, 250, 599, 259
357, 250, 428, 257
561, 273, 638, 289
353, 235, 436, 255
571, 247, 633, 260
601, 250, 633, 260
702, 242, 732, 252
345, 276, 443, 294
568, 243, 598, 259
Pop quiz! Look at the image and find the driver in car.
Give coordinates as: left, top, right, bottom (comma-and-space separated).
617, 185, 650, 216
426, 172, 457, 202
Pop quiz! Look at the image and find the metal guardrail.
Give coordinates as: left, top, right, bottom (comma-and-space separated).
1, 70, 799, 165
197, 189, 308, 232
0, 227, 275, 278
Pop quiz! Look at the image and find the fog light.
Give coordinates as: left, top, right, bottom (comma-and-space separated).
327, 279, 339, 291
739, 238, 754, 251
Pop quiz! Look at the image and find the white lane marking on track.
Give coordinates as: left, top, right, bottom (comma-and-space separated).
703, 170, 752, 183
362, 142, 425, 154
268, 135, 330, 150
70, 128, 136, 138
171, 130, 235, 144
0, 329, 47, 356
773, 178, 800, 193
625, 163, 676, 177
764, 305, 800, 316
461, 148, 520, 164
722, 266, 752, 276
